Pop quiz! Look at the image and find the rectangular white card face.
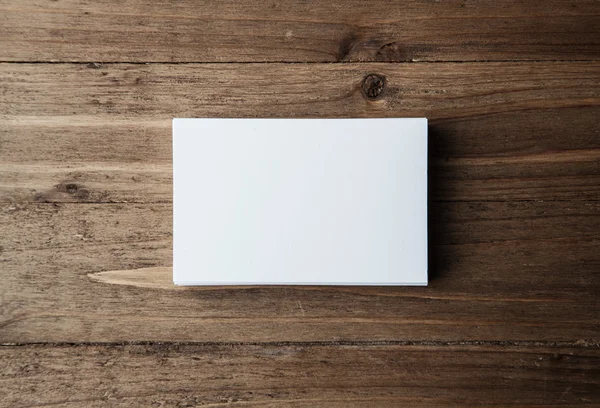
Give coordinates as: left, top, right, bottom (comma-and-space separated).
173, 118, 427, 285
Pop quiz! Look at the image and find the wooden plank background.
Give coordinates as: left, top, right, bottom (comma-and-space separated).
1, 0, 599, 406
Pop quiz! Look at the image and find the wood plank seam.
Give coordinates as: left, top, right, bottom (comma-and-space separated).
1, 59, 600, 64
2, 340, 599, 348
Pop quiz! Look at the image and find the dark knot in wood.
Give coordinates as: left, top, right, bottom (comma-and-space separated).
361, 74, 385, 99
65, 183, 79, 194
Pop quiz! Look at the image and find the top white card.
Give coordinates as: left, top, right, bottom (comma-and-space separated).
173, 118, 427, 285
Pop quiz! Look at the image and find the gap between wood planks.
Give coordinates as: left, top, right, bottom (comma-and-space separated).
2, 339, 598, 348
1, 60, 599, 65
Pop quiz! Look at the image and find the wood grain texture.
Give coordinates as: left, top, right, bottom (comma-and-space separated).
2, 2, 600, 405
2, 343, 598, 407
1, 0, 599, 62
1, 62, 599, 203
2, 201, 598, 343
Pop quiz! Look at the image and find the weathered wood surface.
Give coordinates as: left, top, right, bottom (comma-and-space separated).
1, 0, 599, 62
1, 201, 598, 343
2, 343, 599, 407
2, 1, 600, 406
1, 62, 599, 203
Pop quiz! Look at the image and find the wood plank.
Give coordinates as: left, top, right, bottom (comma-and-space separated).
1, 343, 598, 407
1, 0, 599, 62
1, 201, 598, 343
2, 201, 598, 253
1, 62, 599, 203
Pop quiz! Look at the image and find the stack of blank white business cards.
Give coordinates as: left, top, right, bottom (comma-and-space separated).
173, 118, 428, 286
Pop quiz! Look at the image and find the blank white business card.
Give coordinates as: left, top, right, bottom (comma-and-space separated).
173, 118, 427, 285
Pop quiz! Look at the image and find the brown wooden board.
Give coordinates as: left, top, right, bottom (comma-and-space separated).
1, 0, 599, 62
1, 62, 599, 203
2, 3, 599, 405
1, 343, 598, 407
1, 201, 598, 343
